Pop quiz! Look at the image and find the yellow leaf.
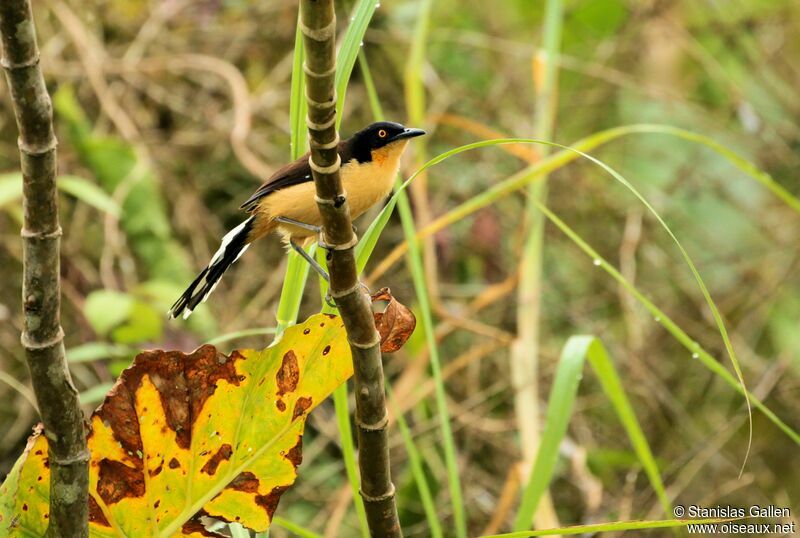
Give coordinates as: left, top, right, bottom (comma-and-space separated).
1, 314, 353, 537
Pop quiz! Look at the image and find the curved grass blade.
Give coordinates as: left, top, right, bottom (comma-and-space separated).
535, 202, 800, 445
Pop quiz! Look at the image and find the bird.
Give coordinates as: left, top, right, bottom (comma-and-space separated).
168, 121, 426, 319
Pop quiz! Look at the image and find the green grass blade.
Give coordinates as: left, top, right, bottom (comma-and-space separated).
271, 516, 323, 538
585, 340, 670, 514
78, 382, 115, 405
205, 327, 276, 346
290, 17, 307, 161
335, 0, 378, 123
485, 518, 732, 537
388, 388, 443, 538
333, 384, 371, 537
274, 10, 313, 338
513, 336, 669, 530
535, 202, 800, 445
513, 336, 587, 530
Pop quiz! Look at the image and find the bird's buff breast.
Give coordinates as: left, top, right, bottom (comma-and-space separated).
256, 142, 405, 244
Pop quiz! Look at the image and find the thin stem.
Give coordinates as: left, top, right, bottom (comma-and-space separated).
512, 0, 563, 529
0, 2, 89, 536
298, 1, 401, 536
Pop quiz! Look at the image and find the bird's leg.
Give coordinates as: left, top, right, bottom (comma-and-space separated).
274, 216, 322, 234
289, 239, 329, 282
277, 217, 368, 302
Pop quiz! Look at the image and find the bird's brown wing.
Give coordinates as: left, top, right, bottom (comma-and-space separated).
239, 152, 313, 212
239, 141, 353, 213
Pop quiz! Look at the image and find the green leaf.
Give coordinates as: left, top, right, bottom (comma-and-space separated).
58, 175, 121, 217
111, 301, 163, 344
67, 342, 134, 363
83, 290, 135, 336
0, 174, 20, 208
0, 173, 120, 216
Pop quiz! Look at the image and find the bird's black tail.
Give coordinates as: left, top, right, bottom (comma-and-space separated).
168, 217, 255, 319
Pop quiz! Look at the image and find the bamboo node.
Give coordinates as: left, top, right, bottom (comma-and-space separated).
303, 61, 336, 79
21, 226, 63, 240
308, 153, 340, 174
360, 483, 396, 503
306, 113, 336, 131
18, 136, 58, 156
318, 232, 358, 252
299, 14, 336, 41
310, 133, 340, 150
21, 327, 65, 350
50, 449, 91, 466
304, 89, 336, 111
314, 189, 346, 206
356, 413, 389, 431
348, 330, 381, 349
329, 279, 365, 299
0, 53, 40, 70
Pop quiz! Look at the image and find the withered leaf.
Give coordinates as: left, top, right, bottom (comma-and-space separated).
371, 287, 417, 353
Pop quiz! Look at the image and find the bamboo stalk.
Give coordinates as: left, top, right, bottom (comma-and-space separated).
298, 1, 401, 536
0, 2, 89, 537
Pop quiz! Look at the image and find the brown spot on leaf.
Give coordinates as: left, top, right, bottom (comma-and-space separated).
276, 351, 299, 397
168, 458, 180, 469
276, 399, 286, 412
88, 496, 110, 527
200, 444, 233, 475
371, 287, 417, 353
303, 328, 310, 335
97, 459, 145, 505
292, 396, 312, 420
322, 345, 331, 356
148, 460, 163, 477
22, 504, 27, 512
284, 435, 303, 469
229, 471, 260, 494
255, 485, 290, 520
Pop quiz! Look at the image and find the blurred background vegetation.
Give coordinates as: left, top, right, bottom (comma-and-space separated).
1, 0, 798, 535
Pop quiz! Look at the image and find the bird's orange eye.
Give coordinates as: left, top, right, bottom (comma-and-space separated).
378, 129, 387, 138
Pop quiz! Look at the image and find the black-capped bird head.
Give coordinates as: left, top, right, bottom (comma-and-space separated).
348, 121, 426, 163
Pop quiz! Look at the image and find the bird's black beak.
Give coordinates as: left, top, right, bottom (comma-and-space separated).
389, 127, 426, 143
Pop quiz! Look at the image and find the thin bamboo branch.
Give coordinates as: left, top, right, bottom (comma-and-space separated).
0, 2, 89, 537
298, 1, 401, 536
